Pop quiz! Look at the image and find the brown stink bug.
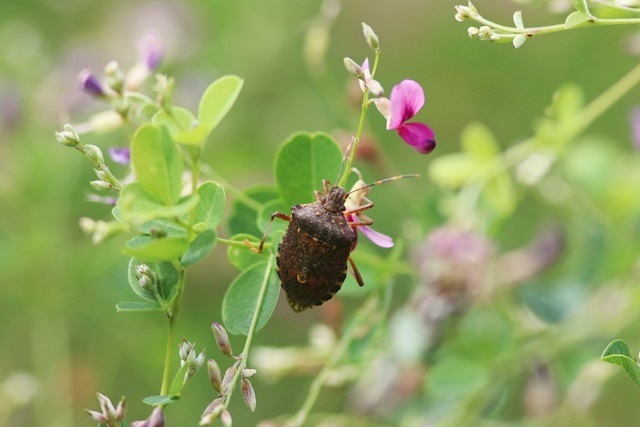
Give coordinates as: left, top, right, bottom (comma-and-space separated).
251, 169, 418, 312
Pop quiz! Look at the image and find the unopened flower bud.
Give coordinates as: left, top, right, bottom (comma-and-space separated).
208, 359, 222, 393
78, 69, 107, 98
221, 410, 232, 427
150, 228, 167, 238
343, 57, 363, 78
154, 75, 175, 110
79, 217, 96, 234
90, 180, 113, 191
55, 124, 80, 147
241, 368, 257, 378
131, 407, 165, 427
454, 5, 474, 19
84, 144, 105, 166
135, 264, 158, 292
241, 377, 256, 412
489, 33, 501, 42
105, 61, 125, 95
467, 27, 479, 37
179, 339, 194, 362
221, 364, 237, 393
200, 398, 223, 424
212, 323, 234, 358
86, 393, 126, 426
361, 22, 380, 50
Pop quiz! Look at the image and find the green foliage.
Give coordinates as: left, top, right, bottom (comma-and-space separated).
181, 229, 218, 266
131, 125, 183, 205
123, 235, 190, 262
227, 234, 268, 271
275, 132, 343, 207
602, 340, 640, 388
222, 261, 280, 335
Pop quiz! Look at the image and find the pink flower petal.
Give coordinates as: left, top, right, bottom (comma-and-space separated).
397, 122, 436, 154
388, 80, 425, 130
360, 225, 394, 248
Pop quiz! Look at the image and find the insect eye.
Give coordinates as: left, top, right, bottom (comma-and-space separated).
339, 205, 346, 212
321, 196, 326, 203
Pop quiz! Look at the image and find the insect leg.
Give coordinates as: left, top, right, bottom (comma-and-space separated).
348, 257, 365, 287
247, 211, 291, 253
345, 197, 374, 216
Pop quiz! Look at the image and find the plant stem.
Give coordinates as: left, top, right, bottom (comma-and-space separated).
338, 49, 381, 187
160, 263, 187, 396
220, 256, 275, 409
217, 237, 272, 250
286, 295, 380, 427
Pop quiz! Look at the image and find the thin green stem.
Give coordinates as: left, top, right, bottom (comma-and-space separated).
219, 256, 275, 410
160, 264, 187, 396
217, 237, 272, 250
338, 49, 381, 187
286, 295, 380, 427
465, 7, 640, 41
570, 60, 640, 136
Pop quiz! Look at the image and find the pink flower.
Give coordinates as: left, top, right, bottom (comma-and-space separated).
348, 213, 394, 248
385, 80, 436, 154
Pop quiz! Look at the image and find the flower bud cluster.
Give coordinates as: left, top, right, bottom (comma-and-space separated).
85, 393, 126, 427
79, 218, 124, 244
55, 124, 80, 147
134, 264, 159, 293
454, 5, 475, 22
467, 25, 501, 41
179, 339, 206, 380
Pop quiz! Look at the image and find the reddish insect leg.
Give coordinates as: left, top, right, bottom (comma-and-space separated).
348, 257, 365, 287
247, 211, 291, 253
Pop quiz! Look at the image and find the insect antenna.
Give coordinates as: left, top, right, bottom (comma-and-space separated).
345, 173, 420, 196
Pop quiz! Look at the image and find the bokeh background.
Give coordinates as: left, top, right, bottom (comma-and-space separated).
2, 0, 640, 426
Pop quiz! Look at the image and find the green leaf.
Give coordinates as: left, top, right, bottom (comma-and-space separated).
513, 11, 524, 30
549, 84, 585, 123
131, 124, 183, 205
198, 75, 244, 131
428, 153, 477, 189
152, 107, 210, 146
117, 183, 199, 226
275, 131, 343, 207
116, 301, 164, 312
127, 259, 179, 302
136, 219, 188, 238
181, 229, 217, 266
513, 34, 526, 49
602, 339, 640, 388
124, 235, 190, 262
227, 234, 269, 271
258, 199, 289, 235
143, 395, 179, 406
461, 122, 499, 162
169, 363, 189, 397
568, 0, 587, 13
565, 11, 589, 28
194, 181, 226, 229
222, 260, 280, 335
228, 186, 279, 236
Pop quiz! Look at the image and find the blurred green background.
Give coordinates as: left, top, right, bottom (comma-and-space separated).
2, 0, 640, 426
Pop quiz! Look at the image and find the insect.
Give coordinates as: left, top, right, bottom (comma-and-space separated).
251, 166, 417, 312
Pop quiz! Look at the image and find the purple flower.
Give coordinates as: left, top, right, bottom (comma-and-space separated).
386, 80, 436, 154
131, 407, 164, 427
109, 147, 130, 165
348, 213, 394, 248
358, 58, 384, 97
77, 69, 106, 98
138, 30, 164, 72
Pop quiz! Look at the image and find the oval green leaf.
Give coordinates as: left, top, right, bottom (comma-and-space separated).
181, 229, 218, 266
132, 124, 183, 205
275, 132, 343, 207
116, 301, 164, 312
198, 75, 244, 131
228, 185, 280, 236
194, 181, 226, 229
222, 260, 280, 335
117, 183, 199, 226
602, 339, 640, 388
123, 235, 189, 262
